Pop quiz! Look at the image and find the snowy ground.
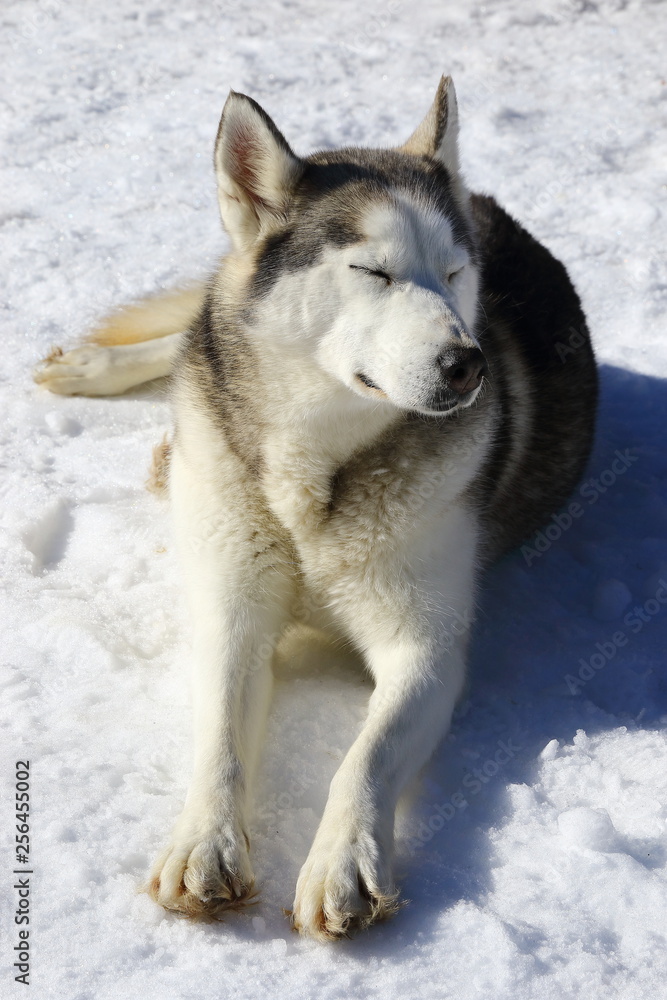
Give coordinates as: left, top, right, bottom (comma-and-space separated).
2, 0, 667, 997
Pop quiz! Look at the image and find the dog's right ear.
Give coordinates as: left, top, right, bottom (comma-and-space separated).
214, 92, 304, 251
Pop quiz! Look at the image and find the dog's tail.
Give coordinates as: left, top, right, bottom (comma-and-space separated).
88, 283, 206, 346
34, 283, 206, 398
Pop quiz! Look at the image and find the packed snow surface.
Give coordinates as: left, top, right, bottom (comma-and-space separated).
2, 1, 667, 997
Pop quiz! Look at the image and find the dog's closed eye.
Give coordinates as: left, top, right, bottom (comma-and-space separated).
349, 264, 393, 286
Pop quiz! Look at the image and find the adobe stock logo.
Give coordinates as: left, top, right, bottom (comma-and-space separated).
406, 737, 522, 855
565, 579, 667, 696
521, 449, 638, 566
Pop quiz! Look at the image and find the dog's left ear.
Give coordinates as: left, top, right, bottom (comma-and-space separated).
214, 91, 304, 251
399, 76, 461, 178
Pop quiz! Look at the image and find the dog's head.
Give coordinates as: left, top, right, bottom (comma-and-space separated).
213, 79, 486, 416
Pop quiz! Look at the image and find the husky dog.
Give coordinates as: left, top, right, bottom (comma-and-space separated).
35, 78, 597, 940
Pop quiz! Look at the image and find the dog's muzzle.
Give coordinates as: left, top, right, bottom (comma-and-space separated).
427, 347, 488, 412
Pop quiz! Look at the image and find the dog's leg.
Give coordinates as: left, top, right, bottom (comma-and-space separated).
34, 283, 205, 395
291, 506, 477, 939
146, 428, 294, 918
34, 332, 183, 396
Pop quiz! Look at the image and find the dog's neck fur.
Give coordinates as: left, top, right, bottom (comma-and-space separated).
263, 388, 399, 534
223, 280, 401, 533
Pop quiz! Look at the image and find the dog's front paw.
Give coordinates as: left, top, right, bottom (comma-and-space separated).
291, 824, 401, 940
145, 819, 255, 919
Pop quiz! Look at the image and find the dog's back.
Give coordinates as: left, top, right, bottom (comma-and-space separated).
469, 193, 597, 560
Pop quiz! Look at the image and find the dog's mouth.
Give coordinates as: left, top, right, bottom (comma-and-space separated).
355, 372, 387, 397
354, 371, 484, 414
423, 398, 460, 414
421, 379, 485, 415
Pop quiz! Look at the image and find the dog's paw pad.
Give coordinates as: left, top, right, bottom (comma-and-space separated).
290, 838, 402, 940
291, 880, 402, 940
33, 344, 114, 396
145, 831, 256, 919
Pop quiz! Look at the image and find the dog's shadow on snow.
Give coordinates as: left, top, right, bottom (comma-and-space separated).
361, 362, 667, 953
241, 363, 667, 954
145, 364, 665, 952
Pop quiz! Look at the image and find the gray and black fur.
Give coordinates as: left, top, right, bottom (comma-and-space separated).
181, 142, 596, 563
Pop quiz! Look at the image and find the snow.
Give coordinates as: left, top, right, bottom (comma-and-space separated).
2, 0, 667, 997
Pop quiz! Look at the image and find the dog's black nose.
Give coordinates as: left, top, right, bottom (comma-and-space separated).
439, 347, 487, 396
